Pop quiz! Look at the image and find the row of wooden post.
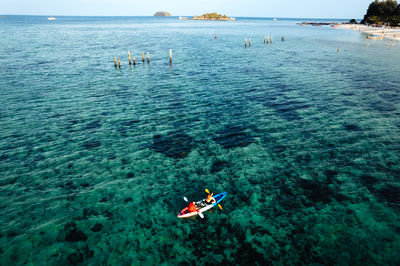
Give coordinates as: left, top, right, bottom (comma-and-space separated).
245, 35, 286, 47
264, 35, 273, 44
114, 49, 172, 68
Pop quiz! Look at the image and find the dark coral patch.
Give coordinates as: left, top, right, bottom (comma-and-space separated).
151, 132, 194, 159
83, 140, 101, 149
344, 123, 361, 131
91, 223, 103, 232
376, 184, 400, 205
297, 178, 333, 204
213, 125, 255, 149
118, 119, 140, 135
124, 197, 133, 203
210, 160, 229, 173
268, 99, 309, 121
370, 100, 396, 112
85, 120, 101, 130
67, 251, 84, 264
64, 222, 87, 242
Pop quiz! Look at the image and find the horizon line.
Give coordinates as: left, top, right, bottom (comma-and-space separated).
0, 14, 357, 20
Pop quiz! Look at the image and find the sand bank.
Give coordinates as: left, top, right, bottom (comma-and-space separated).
336, 24, 400, 42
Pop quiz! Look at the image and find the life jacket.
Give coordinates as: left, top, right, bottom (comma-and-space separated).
206, 194, 213, 203
188, 202, 197, 212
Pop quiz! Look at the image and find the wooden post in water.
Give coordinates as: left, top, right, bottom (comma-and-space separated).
142, 52, 145, 62
245, 38, 247, 48
169, 49, 172, 64
133, 56, 136, 65
147, 52, 150, 64
114, 57, 117, 68
249, 38, 251, 47
118, 58, 121, 68
128, 51, 132, 65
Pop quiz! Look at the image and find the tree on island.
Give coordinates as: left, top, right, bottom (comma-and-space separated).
361, 0, 400, 26
202, 13, 228, 19
191, 12, 234, 20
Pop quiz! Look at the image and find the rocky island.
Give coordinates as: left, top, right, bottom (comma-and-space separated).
191, 12, 235, 21
153, 11, 171, 17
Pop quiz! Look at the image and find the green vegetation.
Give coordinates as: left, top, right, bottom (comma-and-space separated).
202, 13, 228, 19
191, 12, 234, 21
361, 0, 400, 26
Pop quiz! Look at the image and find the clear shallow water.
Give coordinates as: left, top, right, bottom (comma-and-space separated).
1, 16, 400, 264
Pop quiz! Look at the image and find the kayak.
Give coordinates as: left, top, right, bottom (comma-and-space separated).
177, 192, 227, 218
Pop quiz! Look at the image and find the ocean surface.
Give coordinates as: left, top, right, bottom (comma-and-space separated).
1, 15, 400, 265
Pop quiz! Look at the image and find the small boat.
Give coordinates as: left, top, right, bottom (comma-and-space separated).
48, 17, 56, 20
273, 18, 278, 21
366, 35, 383, 40
177, 192, 227, 218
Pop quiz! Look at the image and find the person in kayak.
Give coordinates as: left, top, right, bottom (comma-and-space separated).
188, 202, 197, 212
206, 192, 216, 204
181, 202, 198, 214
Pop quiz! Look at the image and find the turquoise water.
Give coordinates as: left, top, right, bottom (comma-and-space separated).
1, 15, 400, 264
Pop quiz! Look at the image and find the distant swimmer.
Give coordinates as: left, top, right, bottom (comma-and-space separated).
214, 34, 218, 39
281, 36, 285, 41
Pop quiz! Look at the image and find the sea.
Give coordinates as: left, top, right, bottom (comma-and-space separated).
0, 16, 400, 265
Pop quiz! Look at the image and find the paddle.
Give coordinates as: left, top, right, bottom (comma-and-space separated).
205, 188, 223, 211
183, 197, 188, 202
198, 212, 204, 219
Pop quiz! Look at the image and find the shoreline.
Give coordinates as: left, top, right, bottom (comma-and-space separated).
336, 24, 400, 42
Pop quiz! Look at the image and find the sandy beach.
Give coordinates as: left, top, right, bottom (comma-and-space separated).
337, 24, 400, 42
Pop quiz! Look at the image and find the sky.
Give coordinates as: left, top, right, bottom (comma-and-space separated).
0, 0, 374, 19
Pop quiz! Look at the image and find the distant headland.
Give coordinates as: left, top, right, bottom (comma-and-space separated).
191, 13, 235, 21
153, 11, 171, 17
